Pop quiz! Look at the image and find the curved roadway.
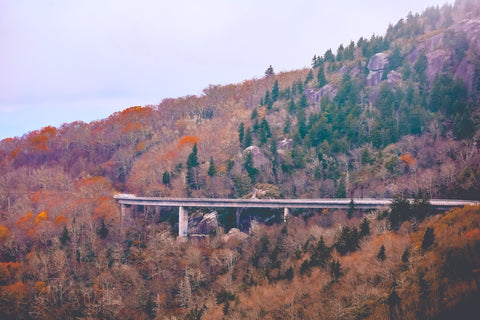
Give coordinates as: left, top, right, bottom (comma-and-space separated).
114, 195, 477, 210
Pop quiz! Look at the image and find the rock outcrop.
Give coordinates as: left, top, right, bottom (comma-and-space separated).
366, 52, 389, 86
305, 84, 337, 105
189, 211, 219, 235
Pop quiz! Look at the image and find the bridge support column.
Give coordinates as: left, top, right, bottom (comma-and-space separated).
284, 207, 289, 222
178, 206, 188, 238
120, 204, 126, 224
236, 208, 241, 229
120, 204, 126, 233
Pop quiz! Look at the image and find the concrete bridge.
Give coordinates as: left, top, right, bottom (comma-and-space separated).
114, 194, 477, 237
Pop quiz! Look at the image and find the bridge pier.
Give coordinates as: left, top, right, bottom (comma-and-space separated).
178, 206, 188, 238
236, 208, 241, 229
119, 204, 132, 233
120, 204, 126, 225
284, 207, 289, 222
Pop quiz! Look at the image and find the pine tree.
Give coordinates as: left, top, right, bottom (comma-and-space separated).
208, 157, 216, 177
251, 108, 258, 120
288, 100, 297, 114
259, 118, 271, 145
401, 248, 410, 263
271, 80, 279, 102
304, 70, 314, 85
244, 128, 253, 148
283, 116, 291, 134
421, 227, 435, 251
186, 143, 200, 190
265, 65, 274, 77
238, 123, 245, 148
347, 199, 355, 219
330, 259, 342, 282
299, 94, 308, 109
360, 218, 370, 237
310, 236, 331, 268
389, 194, 411, 230
244, 151, 258, 183
285, 266, 294, 280
60, 226, 70, 245
335, 175, 347, 198
97, 220, 109, 239
324, 48, 335, 62
187, 143, 199, 169
317, 64, 327, 87
311, 54, 318, 67
377, 245, 387, 261
264, 90, 271, 107
162, 171, 170, 186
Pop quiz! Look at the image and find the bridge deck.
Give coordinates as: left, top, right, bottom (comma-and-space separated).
114, 195, 477, 210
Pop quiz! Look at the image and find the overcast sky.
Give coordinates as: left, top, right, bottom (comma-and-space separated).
1, 0, 453, 139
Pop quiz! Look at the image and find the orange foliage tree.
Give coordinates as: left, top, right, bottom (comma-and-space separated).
0, 225, 10, 241
34, 211, 48, 224
94, 196, 118, 222
400, 153, 417, 166
53, 215, 68, 225
178, 136, 199, 148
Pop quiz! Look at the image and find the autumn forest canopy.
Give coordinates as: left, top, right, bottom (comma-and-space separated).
1, 0, 480, 319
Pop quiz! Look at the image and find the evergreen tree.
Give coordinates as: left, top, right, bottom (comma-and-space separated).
377, 245, 387, 261
265, 65, 274, 77
347, 199, 355, 219
244, 151, 258, 183
285, 266, 294, 280
421, 227, 435, 251
330, 260, 343, 282
304, 70, 314, 85
208, 157, 216, 177
259, 118, 271, 145
283, 116, 291, 134
311, 54, 319, 67
310, 236, 331, 268
271, 80, 280, 102
288, 100, 297, 114
244, 128, 253, 148
186, 143, 200, 190
297, 110, 308, 140
264, 90, 272, 108
386, 287, 402, 319
299, 94, 308, 109
251, 108, 258, 120
162, 171, 171, 186
238, 122, 245, 148
324, 48, 335, 62
336, 44, 344, 61
335, 175, 347, 198
389, 194, 411, 230
300, 259, 311, 275
335, 226, 360, 255
60, 225, 70, 245
187, 143, 199, 169
317, 65, 327, 88
401, 248, 410, 264
97, 220, 109, 239
360, 218, 370, 237
412, 192, 431, 221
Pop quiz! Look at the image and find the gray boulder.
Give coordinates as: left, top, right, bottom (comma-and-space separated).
366, 52, 389, 86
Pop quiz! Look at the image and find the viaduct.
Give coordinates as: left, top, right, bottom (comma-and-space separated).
113, 194, 477, 237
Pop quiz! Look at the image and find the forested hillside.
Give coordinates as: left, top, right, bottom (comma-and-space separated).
1, 0, 480, 319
